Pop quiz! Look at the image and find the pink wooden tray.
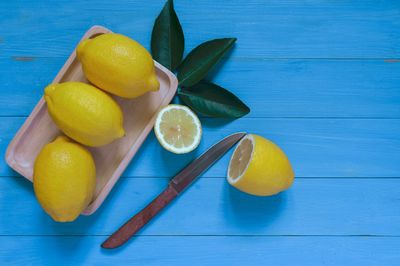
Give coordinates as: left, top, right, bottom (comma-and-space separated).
5, 25, 178, 215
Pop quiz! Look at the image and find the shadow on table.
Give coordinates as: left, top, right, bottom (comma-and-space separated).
124, 131, 199, 180
201, 118, 236, 128
160, 142, 198, 177
224, 182, 287, 230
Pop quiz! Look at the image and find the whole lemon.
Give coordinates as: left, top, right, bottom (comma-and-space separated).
77, 33, 160, 99
33, 136, 96, 222
227, 134, 294, 196
45, 82, 125, 147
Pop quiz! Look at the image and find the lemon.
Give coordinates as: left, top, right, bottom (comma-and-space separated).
227, 134, 294, 196
154, 104, 202, 154
77, 33, 160, 99
33, 136, 96, 222
45, 82, 125, 147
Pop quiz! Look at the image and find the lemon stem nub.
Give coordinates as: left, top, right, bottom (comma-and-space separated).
119, 128, 126, 137
44, 84, 57, 96
149, 76, 160, 92
76, 39, 89, 60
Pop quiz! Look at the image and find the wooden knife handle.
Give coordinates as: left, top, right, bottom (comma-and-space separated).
101, 185, 178, 249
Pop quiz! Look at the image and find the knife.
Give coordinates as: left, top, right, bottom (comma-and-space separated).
101, 132, 246, 249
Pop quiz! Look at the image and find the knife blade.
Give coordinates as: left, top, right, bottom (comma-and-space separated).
101, 132, 246, 249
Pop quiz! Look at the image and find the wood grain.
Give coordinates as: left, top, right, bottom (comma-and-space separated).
101, 185, 178, 249
2, 117, 399, 178
0, 236, 398, 265
0, 0, 399, 265
1, 177, 399, 236
2, 59, 400, 117
0, 0, 399, 58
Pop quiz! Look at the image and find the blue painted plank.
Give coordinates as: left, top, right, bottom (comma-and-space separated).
2, 117, 399, 178
1, 177, 399, 236
1, 58, 400, 117
1, 1, 399, 264
0, 0, 399, 58
119, 118, 400, 178
0, 236, 399, 265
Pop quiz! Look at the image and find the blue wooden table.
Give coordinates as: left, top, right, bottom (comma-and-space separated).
1, 0, 400, 265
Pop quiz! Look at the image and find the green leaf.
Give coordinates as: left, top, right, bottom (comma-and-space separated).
151, 0, 184, 71
178, 38, 236, 87
178, 81, 250, 118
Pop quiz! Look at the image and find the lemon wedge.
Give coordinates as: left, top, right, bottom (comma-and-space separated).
154, 104, 202, 154
227, 134, 294, 196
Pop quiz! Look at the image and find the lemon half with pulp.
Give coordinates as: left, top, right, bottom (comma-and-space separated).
154, 104, 202, 154
227, 134, 294, 196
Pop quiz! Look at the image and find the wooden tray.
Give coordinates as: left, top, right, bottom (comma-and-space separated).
5, 26, 178, 215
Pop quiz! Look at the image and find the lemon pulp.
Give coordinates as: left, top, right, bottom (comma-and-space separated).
228, 138, 253, 180
154, 104, 202, 154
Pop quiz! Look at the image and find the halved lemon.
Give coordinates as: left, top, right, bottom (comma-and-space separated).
154, 104, 202, 154
227, 134, 294, 196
